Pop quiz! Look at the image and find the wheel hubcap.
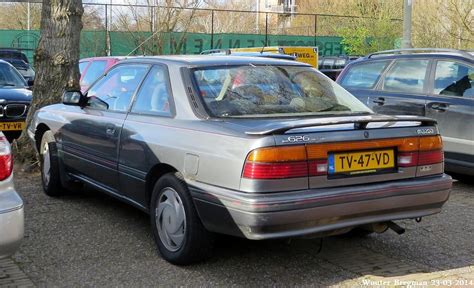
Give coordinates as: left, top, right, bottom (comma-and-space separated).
42, 142, 51, 185
155, 188, 186, 252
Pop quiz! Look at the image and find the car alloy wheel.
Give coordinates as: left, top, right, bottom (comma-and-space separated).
155, 187, 187, 252
42, 141, 51, 186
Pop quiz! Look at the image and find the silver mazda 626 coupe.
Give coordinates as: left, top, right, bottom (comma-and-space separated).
28, 56, 452, 264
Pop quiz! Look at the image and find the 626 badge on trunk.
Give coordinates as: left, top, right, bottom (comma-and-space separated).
328, 149, 395, 175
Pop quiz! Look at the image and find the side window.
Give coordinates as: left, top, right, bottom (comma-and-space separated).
79, 61, 89, 75
132, 66, 173, 116
81, 60, 107, 87
87, 64, 149, 112
434, 61, 474, 97
340, 61, 389, 89
382, 59, 429, 93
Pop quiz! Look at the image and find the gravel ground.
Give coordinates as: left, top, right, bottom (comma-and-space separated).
6, 171, 474, 287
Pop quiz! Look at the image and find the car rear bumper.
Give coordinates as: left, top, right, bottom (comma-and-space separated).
0, 175, 24, 259
189, 174, 452, 240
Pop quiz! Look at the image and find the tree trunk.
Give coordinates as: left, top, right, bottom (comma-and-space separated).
14, 0, 83, 165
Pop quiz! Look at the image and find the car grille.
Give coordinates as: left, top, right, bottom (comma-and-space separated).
0, 104, 28, 118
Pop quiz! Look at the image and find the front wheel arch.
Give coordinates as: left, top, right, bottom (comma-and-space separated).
34, 123, 51, 153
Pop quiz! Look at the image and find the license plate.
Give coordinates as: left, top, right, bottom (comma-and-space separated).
328, 149, 395, 175
0, 121, 25, 131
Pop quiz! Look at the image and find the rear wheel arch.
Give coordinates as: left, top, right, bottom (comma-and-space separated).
145, 163, 178, 209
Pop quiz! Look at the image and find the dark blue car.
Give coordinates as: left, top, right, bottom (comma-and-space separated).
337, 48, 474, 177
0, 60, 32, 141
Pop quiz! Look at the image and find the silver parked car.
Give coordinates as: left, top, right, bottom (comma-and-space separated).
28, 56, 452, 264
0, 132, 24, 259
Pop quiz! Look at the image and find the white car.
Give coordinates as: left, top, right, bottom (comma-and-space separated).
0, 132, 23, 258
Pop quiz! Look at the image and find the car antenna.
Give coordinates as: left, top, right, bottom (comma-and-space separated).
260, 38, 267, 54
127, 29, 162, 56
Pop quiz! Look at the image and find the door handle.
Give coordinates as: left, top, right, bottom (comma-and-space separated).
105, 125, 116, 136
427, 102, 449, 112
372, 97, 385, 105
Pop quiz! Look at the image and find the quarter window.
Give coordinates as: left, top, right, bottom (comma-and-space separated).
132, 66, 173, 116
434, 61, 474, 97
340, 61, 389, 89
382, 59, 429, 93
87, 64, 149, 112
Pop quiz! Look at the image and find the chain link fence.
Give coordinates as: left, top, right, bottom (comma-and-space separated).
0, 1, 402, 63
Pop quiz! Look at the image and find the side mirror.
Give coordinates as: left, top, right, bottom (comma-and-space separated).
27, 79, 34, 87
62, 90, 86, 107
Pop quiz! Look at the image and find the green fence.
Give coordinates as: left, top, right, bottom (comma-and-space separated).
0, 29, 344, 64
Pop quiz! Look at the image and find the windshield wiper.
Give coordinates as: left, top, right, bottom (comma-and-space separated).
0, 83, 17, 87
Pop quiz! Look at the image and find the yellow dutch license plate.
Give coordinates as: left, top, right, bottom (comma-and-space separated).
328, 149, 395, 175
0, 121, 25, 131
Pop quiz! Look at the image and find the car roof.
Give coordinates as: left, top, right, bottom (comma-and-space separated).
0, 49, 24, 53
80, 56, 126, 62
361, 48, 474, 62
2, 58, 27, 64
119, 55, 309, 67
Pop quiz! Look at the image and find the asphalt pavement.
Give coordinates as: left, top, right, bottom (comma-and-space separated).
3, 171, 474, 287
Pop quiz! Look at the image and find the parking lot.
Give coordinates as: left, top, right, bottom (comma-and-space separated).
0, 170, 471, 287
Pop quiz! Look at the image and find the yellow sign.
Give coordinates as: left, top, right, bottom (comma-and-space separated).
331, 149, 395, 174
231, 46, 319, 68
280, 47, 319, 67
0, 121, 25, 131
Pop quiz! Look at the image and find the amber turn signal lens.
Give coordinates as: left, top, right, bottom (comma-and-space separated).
419, 135, 443, 151
246, 146, 307, 162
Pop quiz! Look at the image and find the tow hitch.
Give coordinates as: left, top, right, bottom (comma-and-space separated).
387, 221, 406, 235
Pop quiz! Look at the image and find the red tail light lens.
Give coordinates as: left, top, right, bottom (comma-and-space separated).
398, 150, 444, 167
418, 150, 444, 165
243, 162, 308, 179
0, 136, 12, 181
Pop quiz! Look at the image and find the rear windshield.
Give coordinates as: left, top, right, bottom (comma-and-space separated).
7, 59, 29, 70
192, 65, 372, 118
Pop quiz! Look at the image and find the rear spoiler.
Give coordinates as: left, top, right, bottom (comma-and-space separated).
245, 115, 437, 136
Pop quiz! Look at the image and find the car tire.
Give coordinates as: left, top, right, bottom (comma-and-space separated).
150, 172, 214, 265
40, 131, 64, 197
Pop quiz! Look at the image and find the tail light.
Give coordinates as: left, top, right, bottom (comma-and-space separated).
243, 135, 444, 180
397, 136, 443, 167
243, 146, 309, 179
0, 136, 13, 181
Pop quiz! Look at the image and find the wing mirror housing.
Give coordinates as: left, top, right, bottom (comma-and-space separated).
62, 90, 87, 107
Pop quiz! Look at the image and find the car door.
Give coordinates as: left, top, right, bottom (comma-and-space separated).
119, 65, 175, 206
338, 59, 392, 106
425, 59, 474, 163
369, 58, 431, 116
60, 63, 149, 193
